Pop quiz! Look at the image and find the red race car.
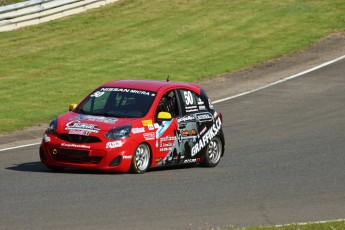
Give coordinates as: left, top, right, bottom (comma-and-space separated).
40, 80, 225, 173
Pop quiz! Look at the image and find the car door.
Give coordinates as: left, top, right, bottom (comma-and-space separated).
153, 88, 216, 166
153, 90, 180, 166
175, 89, 215, 161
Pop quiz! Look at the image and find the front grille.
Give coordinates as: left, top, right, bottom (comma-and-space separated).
58, 134, 102, 143
60, 149, 89, 157
53, 148, 102, 164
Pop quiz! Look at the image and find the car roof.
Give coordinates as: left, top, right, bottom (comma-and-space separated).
101, 80, 202, 93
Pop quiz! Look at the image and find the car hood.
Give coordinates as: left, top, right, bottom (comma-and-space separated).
56, 112, 139, 135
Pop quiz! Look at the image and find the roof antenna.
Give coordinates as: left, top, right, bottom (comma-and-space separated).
167, 75, 170, 82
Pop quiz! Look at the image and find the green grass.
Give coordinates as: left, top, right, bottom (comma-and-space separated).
223, 220, 345, 230
0, 0, 344, 133
0, 0, 23, 6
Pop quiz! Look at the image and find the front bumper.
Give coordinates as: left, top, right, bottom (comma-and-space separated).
40, 133, 137, 172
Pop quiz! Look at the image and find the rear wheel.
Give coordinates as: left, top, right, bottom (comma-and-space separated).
130, 143, 151, 174
200, 136, 223, 167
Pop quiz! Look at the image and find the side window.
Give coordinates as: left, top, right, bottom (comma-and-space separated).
156, 90, 179, 117
179, 89, 207, 114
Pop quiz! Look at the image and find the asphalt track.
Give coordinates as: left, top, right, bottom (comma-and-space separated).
1, 58, 345, 230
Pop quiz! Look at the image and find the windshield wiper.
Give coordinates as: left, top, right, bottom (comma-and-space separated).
75, 108, 101, 116
103, 112, 127, 118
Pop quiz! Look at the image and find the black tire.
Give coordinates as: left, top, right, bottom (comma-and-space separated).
130, 143, 151, 174
200, 136, 223, 167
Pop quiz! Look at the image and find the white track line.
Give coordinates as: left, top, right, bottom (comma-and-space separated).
274, 218, 344, 228
1, 54, 345, 152
0, 142, 41, 152
213, 54, 345, 104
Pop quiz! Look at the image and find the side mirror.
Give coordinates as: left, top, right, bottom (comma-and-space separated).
69, 104, 77, 111
157, 112, 172, 121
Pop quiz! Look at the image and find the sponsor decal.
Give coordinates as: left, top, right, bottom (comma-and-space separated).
183, 159, 197, 164
185, 106, 198, 113
181, 130, 189, 136
197, 98, 206, 110
148, 125, 155, 130
180, 129, 197, 136
100, 88, 154, 96
142, 120, 153, 127
191, 117, 222, 156
160, 147, 173, 152
61, 143, 91, 149
155, 158, 163, 162
123, 155, 132, 159
70, 115, 117, 124
160, 135, 176, 142
196, 112, 213, 123
65, 121, 100, 133
178, 129, 197, 142
106, 141, 122, 149
143, 132, 155, 141
43, 134, 51, 142
177, 115, 195, 123
178, 134, 197, 142
154, 123, 160, 129
156, 120, 173, 138
159, 136, 176, 150
132, 127, 145, 134
199, 105, 206, 110
68, 130, 90, 136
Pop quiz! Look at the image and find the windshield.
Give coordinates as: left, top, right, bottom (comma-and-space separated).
75, 87, 156, 118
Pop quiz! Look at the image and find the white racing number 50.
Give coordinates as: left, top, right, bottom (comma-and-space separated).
184, 91, 194, 105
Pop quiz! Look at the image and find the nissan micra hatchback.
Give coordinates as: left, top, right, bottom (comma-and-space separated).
40, 80, 225, 173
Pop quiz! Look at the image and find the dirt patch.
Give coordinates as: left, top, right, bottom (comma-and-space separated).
0, 122, 47, 148
1, 32, 344, 149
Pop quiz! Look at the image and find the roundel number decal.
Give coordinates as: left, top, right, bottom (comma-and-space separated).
184, 91, 194, 106
91, 91, 105, 98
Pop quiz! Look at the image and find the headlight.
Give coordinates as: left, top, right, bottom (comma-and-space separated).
47, 118, 58, 134
105, 125, 131, 140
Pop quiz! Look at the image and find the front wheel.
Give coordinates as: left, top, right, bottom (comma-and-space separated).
200, 136, 223, 167
130, 143, 151, 174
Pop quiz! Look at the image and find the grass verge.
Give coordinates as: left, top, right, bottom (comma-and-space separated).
0, 0, 344, 133
0, 0, 23, 6
223, 219, 345, 230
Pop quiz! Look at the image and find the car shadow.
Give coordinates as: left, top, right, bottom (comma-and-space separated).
150, 163, 198, 171
5, 161, 121, 175
6, 161, 200, 174
6, 161, 48, 173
